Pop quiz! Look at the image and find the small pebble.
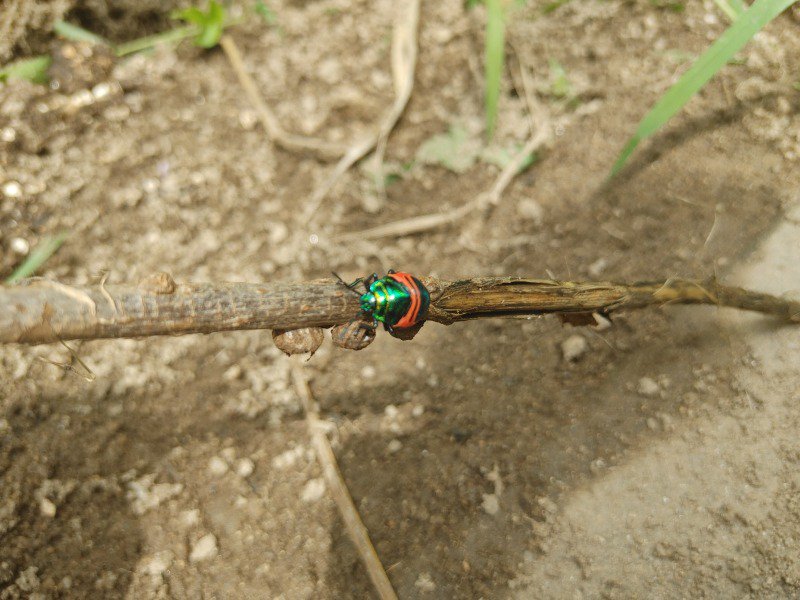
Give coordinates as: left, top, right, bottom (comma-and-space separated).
10, 237, 29, 255
236, 458, 255, 478
40, 498, 57, 518
387, 439, 403, 453
561, 334, 588, 362
143, 552, 172, 576
180, 509, 200, 527
637, 377, 660, 397
415, 573, 436, 593
482, 493, 500, 515
517, 199, 544, 224
208, 456, 228, 476
223, 364, 243, 381
16, 566, 40, 592
91, 82, 112, 99
2, 181, 22, 198
588, 258, 608, 278
300, 478, 326, 503
189, 534, 218, 563
411, 405, 424, 417
361, 365, 377, 379
239, 110, 258, 130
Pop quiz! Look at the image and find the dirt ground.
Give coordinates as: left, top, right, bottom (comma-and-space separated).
2, 0, 800, 598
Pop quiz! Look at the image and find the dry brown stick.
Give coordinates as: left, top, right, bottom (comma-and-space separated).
305, 0, 420, 218
219, 35, 347, 160
338, 104, 549, 242
337, 201, 478, 242
1, 274, 798, 345
291, 361, 398, 600
371, 0, 421, 197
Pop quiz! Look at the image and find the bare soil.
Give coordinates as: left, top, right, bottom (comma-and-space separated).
2, 1, 800, 598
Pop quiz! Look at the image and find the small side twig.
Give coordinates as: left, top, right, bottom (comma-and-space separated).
220, 35, 347, 160
339, 36, 551, 243
371, 0, 421, 197
337, 123, 549, 242
305, 0, 420, 218
291, 361, 398, 600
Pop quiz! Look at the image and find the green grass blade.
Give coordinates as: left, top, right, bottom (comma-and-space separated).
53, 20, 110, 46
0, 55, 52, 84
485, 0, 506, 139
115, 25, 198, 56
728, 0, 747, 13
713, 0, 742, 20
5, 231, 69, 284
611, 0, 796, 176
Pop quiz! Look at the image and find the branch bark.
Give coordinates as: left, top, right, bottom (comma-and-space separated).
1, 273, 797, 345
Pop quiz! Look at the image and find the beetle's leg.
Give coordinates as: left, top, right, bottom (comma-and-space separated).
356, 319, 376, 332
387, 269, 396, 274
384, 323, 394, 334
363, 273, 379, 291
331, 271, 364, 296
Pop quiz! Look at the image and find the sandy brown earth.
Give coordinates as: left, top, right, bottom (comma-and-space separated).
2, 1, 800, 598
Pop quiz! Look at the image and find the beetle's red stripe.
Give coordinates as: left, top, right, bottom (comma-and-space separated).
390, 272, 421, 328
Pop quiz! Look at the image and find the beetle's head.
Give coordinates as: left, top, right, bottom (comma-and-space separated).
360, 292, 376, 313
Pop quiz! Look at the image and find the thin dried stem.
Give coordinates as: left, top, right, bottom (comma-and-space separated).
291, 361, 398, 600
305, 0, 420, 217
1, 274, 798, 345
220, 35, 347, 160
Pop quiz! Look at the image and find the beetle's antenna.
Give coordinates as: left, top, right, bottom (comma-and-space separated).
332, 272, 364, 297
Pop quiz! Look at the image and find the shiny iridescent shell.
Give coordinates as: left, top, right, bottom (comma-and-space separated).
360, 272, 430, 330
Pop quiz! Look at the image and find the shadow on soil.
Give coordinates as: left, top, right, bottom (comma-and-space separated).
319, 307, 744, 599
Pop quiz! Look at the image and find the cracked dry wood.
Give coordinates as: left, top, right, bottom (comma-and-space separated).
1, 274, 798, 345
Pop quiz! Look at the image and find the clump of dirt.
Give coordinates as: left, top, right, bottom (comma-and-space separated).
0, 0, 72, 62
0, 0, 186, 62
2, 0, 800, 598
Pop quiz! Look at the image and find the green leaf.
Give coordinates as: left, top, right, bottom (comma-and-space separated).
417, 126, 482, 173
172, 7, 207, 25
481, 144, 537, 172
611, 0, 797, 177
5, 231, 69, 284
53, 20, 110, 45
485, 0, 506, 139
172, 1, 227, 49
0, 55, 52, 84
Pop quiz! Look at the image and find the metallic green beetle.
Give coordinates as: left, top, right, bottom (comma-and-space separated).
334, 270, 431, 333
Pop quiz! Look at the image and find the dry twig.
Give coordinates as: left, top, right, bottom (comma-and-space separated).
291, 361, 398, 600
305, 0, 421, 218
220, 35, 347, 160
339, 39, 551, 242
1, 274, 798, 345
337, 120, 549, 242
